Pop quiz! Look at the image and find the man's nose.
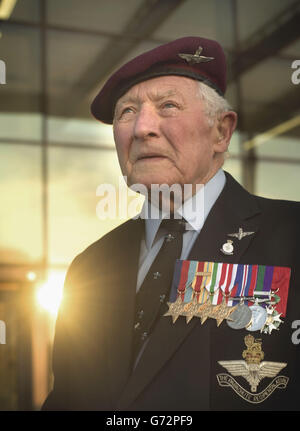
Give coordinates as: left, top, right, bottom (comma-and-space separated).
133, 105, 159, 140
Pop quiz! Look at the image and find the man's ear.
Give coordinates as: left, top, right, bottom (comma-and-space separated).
214, 111, 238, 153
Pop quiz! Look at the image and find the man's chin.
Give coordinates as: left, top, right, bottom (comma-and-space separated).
128, 174, 178, 189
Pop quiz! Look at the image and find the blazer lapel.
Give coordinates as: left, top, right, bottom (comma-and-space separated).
117, 172, 263, 410
188, 171, 262, 263
103, 218, 144, 403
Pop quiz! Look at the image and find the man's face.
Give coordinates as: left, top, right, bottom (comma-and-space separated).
113, 76, 225, 191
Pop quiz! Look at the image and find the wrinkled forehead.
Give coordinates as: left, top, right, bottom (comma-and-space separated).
115, 75, 199, 108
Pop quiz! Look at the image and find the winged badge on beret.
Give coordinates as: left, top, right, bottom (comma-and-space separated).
178, 46, 214, 64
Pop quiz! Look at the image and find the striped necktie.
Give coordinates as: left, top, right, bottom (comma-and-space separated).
132, 217, 187, 365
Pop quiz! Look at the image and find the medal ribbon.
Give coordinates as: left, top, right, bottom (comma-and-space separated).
241, 264, 258, 306
254, 265, 266, 295
209, 263, 225, 305
216, 263, 229, 304
183, 260, 198, 303
191, 261, 205, 302
171, 261, 291, 316
199, 261, 213, 303
263, 266, 274, 294
245, 264, 258, 306
204, 262, 217, 292
230, 264, 245, 306
254, 265, 273, 308
241, 265, 249, 298
205, 262, 220, 304
271, 266, 291, 317
220, 263, 238, 306
172, 259, 189, 302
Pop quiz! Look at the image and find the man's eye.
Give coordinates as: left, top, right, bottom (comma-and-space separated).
162, 102, 177, 109
120, 107, 134, 117
124, 107, 133, 113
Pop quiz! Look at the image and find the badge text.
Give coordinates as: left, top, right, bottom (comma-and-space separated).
291, 60, 300, 85
291, 320, 300, 345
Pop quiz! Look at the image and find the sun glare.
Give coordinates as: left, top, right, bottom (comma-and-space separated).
36, 271, 66, 316
26, 271, 37, 281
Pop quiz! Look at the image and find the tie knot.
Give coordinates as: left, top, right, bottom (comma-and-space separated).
160, 217, 187, 233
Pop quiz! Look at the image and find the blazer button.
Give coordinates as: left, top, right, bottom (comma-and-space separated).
159, 294, 166, 303
166, 233, 175, 242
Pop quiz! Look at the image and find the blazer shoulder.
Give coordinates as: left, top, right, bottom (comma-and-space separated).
250, 195, 300, 249
223, 172, 299, 236
68, 217, 143, 273
254, 194, 300, 219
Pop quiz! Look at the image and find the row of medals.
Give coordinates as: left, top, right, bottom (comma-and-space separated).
164, 290, 283, 334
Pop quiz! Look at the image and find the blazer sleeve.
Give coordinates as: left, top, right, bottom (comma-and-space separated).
41, 255, 81, 410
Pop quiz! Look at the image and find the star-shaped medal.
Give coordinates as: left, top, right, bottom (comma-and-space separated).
164, 296, 185, 323
182, 297, 201, 324
209, 299, 237, 327
261, 309, 283, 334
194, 299, 213, 324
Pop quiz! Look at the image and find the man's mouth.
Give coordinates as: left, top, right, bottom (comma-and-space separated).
137, 153, 167, 162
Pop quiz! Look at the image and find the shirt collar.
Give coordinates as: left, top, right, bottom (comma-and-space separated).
142, 169, 226, 250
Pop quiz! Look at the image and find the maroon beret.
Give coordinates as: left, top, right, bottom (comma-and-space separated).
91, 36, 226, 124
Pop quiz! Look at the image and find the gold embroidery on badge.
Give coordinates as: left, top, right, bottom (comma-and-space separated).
216, 335, 289, 403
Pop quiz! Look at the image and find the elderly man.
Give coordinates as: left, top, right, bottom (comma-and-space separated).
42, 37, 299, 411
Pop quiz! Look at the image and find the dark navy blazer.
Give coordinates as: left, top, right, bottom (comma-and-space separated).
42, 172, 300, 411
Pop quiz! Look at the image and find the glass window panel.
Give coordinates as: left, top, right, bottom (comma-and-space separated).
47, 30, 110, 93
47, 117, 114, 147
47, 0, 141, 34
237, 0, 295, 43
225, 82, 239, 112
153, 0, 217, 41
281, 39, 300, 58
0, 113, 42, 141
0, 296, 18, 410
47, 30, 110, 119
0, 24, 41, 113
9, 0, 40, 22
223, 158, 242, 184
228, 131, 241, 156
256, 161, 300, 201
49, 147, 140, 265
256, 133, 300, 159
32, 271, 66, 409
241, 58, 292, 105
215, 0, 235, 50
0, 144, 43, 264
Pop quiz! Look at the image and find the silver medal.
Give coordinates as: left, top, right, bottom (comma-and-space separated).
246, 305, 267, 332
227, 303, 252, 330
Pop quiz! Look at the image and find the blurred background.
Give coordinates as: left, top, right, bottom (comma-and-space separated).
0, 0, 299, 411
